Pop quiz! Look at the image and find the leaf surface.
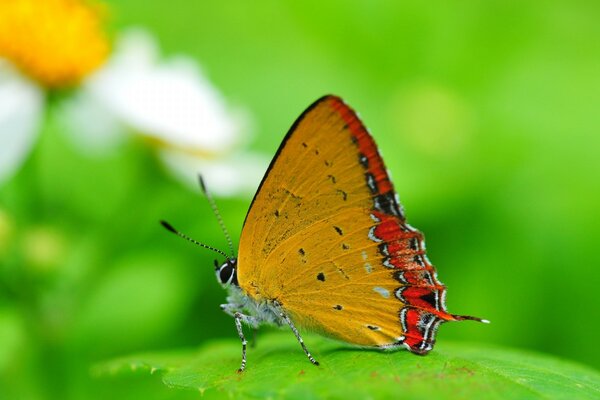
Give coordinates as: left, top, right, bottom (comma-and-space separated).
95, 332, 600, 399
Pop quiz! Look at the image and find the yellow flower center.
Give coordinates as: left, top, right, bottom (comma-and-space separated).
0, 0, 110, 88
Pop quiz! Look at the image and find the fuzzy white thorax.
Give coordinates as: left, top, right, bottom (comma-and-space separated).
222, 285, 283, 328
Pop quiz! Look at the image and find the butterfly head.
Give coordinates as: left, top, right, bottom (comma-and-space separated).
215, 258, 239, 287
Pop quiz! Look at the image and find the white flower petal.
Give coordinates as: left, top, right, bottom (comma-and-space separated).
0, 61, 44, 185
58, 90, 125, 157
159, 149, 269, 197
84, 28, 244, 154
57, 28, 157, 156
104, 27, 160, 68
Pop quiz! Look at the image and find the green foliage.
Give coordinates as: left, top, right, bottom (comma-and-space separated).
96, 332, 600, 399
2, 1, 600, 399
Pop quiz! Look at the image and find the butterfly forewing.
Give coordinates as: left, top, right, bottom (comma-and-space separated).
239, 96, 459, 353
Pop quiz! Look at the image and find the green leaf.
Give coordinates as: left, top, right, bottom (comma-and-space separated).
95, 332, 600, 399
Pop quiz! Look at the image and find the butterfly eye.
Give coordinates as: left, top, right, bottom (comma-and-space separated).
220, 267, 230, 283
217, 264, 231, 284
217, 259, 238, 286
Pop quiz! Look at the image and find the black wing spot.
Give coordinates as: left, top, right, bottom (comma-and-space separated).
342, 243, 350, 250
324, 160, 332, 167
413, 255, 425, 267
409, 237, 419, 250
366, 173, 378, 194
373, 192, 403, 217
359, 154, 369, 168
298, 248, 305, 256
274, 210, 280, 217
334, 226, 343, 236
421, 291, 438, 309
395, 271, 407, 284
378, 243, 389, 256
367, 325, 380, 331
333, 305, 343, 310
315, 149, 320, 155
327, 174, 337, 184
336, 190, 348, 201
317, 272, 325, 282
302, 142, 308, 148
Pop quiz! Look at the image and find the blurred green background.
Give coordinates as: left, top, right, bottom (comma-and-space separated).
1, 1, 599, 399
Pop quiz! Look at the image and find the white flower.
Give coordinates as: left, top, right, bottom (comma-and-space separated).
0, 27, 267, 197
61, 29, 267, 196
160, 150, 269, 198
84, 30, 241, 152
0, 62, 44, 185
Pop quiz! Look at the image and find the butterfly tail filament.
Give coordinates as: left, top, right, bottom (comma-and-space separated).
451, 314, 490, 324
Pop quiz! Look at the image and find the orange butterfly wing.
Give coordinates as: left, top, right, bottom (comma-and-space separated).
238, 95, 466, 353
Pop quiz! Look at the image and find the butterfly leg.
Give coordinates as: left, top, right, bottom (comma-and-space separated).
220, 303, 244, 317
278, 309, 320, 367
233, 311, 248, 372
229, 310, 263, 372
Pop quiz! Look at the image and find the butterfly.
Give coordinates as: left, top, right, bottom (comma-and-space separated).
162, 95, 487, 372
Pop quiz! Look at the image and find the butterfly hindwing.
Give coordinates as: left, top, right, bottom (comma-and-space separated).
238, 96, 458, 353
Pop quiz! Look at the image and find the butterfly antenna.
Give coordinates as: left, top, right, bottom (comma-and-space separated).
198, 175, 235, 257
160, 220, 229, 259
